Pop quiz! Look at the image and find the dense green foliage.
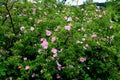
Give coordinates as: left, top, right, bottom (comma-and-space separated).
0, 1, 120, 80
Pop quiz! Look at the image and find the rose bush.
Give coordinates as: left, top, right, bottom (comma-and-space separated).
0, 1, 120, 80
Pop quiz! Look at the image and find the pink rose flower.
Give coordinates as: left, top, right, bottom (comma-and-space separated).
25, 66, 30, 70
18, 66, 22, 69
85, 44, 89, 48
41, 40, 48, 49
23, 57, 27, 61
56, 74, 61, 79
56, 61, 62, 71
91, 34, 97, 38
20, 26, 25, 31
53, 53, 57, 57
67, 17, 72, 22
51, 48, 57, 54
51, 37, 56, 43
46, 30, 52, 36
80, 57, 86, 62
37, 20, 42, 23
84, 34, 87, 37
40, 38, 46, 42
65, 25, 71, 31
30, 27, 34, 31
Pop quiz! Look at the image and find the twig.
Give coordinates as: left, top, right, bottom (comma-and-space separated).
4, 0, 15, 33
2, 0, 17, 25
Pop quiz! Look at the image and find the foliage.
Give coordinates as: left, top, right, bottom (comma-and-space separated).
0, 1, 120, 80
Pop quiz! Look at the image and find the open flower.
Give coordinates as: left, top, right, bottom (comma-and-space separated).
41, 40, 48, 49
56, 61, 62, 71
20, 26, 25, 31
40, 38, 46, 42
46, 30, 52, 36
51, 48, 57, 54
65, 25, 71, 31
91, 34, 97, 38
23, 57, 27, 61
80, 57, 86, 62
18, 66, 22, 69
51, 37, 57, 43
25, 66, 30, 70
67, 17, 72, 22
85, 44, 89, 48
56, 74, 61, 79
30, 27, 34, 31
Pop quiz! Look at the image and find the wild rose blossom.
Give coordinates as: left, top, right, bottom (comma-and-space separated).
85, 44, 89, 48
40, 38, 46, 42
46, 30, 52, 36
80, 57, 86, 62
67, 17, 72, 22
31, 73, 36, 78
51, 37, 57, 43
110, 25, 113, 29
53, 53, 57, 57
20, 26, 25, 31
37, 20, 42, 23
56, 61, 62, 71
65, 25, 71, 31
51, 48, 57, 54
18, 66, 22, 69
84, 34, 87, 37
41, 40, 48, 49
91, 34, 97, 38
56, 74, 61, 79
23, 57, 27, 61
30, 27, 34, 31
51, 57, 55, 61
58, 48, 63, 53
25, 66, 30, 70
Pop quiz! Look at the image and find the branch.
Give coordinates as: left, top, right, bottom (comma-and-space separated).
4, 0, 15, 33
2, 0, 17, 25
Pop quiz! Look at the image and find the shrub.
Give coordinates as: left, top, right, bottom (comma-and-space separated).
0, 1, 120, 80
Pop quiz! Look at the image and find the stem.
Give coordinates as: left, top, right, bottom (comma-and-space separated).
2, 1, 17, 25
4, 0, 15, 33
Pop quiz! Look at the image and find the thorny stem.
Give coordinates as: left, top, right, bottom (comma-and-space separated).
4, 0, 16, 34
2, 0, 17, 25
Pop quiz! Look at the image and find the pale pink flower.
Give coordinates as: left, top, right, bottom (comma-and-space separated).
41, 40, 48, 49
64, 16, 67, 20
31, 73, 36, 78
51, 57, 55, 61
56, 74, 61, 79
85, 44, 89, 48
58, 49, 63, 53
53, 53, 57, 57
81, 8, 84, 11
30, 27, 34, 31
18, 66, 22, 69
29, 17, 33, 20
80, 57, 86, 62
91, 34, 97, 38
67, 17, 72, 22
23, 57, 27, 61
65, 25, 71, 31
110, 25, 113, 29
37, 20, 42, 23
25, 66, 30, 70
20, 26, 25, 31
51, 37, 56, 43
51, 48, 57, 54
56, 61, 62, 71
46, 30, 52, 36
84, 34, 87, 37
40, 38, 46, 42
